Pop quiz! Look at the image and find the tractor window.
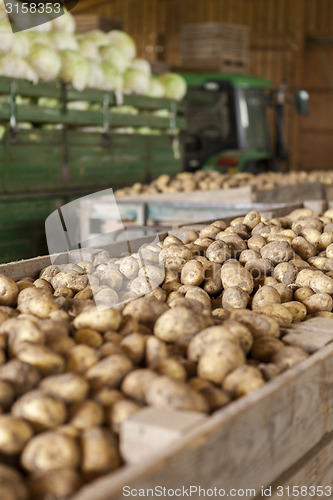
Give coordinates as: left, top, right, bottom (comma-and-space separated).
185, 89, 236, 148
238, 88, 270, 152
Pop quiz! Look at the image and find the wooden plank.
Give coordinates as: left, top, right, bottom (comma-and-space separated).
254, 182, 325, 203
267, 433, 333, 499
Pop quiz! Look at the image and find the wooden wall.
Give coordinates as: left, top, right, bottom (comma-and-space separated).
72, 0, 333, 172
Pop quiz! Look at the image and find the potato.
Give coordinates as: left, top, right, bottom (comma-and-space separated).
69, 400, 104, 430
154, 306, 208, 344
146, 376, 208, 412
120, 333, 146, 365
222, 320, 253, 354
161, 244, 192, 261
183, 230, 199, 244
303, 293, 333, 314
221, 262, 254, 294
163, 256, 187, 273
295, 269, 318, 288
260, 241, 293, 265
272, 283, 293, 303
0, 415, 33, 454
197, 385, 230, 412
145, 336, 170, 367
251, 286, 281, 310
33, 278, 54, 294
0, 464, 28, 500
250, 337, 284, 362
255, 304, 293, 324
145, 286, 167, 302
0, 380, 15, 410
21, 431, 80, 472
109, 399, 142, 434
291, 236, 316, 260
229, 309, 280, 339
206, 240, 230, 264
193, 237, 214, 250
307, 256, 327, 271
222, 365, 265, 398
180, 260, 204, 286
19, 289, 58, 319
247, 235, 266, 252
28, 468, 81, 500
73, 306, 121, 332
222, 286, 250, 309
122, 298, 168, 328
0, 359, 41, 395
245, 258, 274, 279
201, 264, 221, 296
0, 275, 19, 307
15, 342, 65, 375
66, 344, 98, 373
273, 262, 297, 285
92, 388, 124, 409
294, 286, 314, 302
198, 340, 246, 384
188, 325, 238, 362
73, 328, 103, 348
239, 249, 260, 266
0, 318, 45, 356
39, 372, 89, 403
310, 273, 333, 294
199, 225, 221, 240
282, 301, 307, 322
272, 345, 309, 370
185, 287, 212, 311
86, 354, 133, 389
81, 427, 121, 479
121, 369, 159, 404
154, 358, 187, 381
12, 389, 66, 432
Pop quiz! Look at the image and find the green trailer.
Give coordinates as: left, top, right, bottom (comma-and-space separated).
0, 76, 185, 262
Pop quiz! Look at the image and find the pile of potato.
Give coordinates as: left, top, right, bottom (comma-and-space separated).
1, 206, 333, 498
114, 169, 333, 196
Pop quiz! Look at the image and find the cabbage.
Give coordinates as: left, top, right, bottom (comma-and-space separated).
82, 30, 110, 48
107, 30, 136, 60
59, 51, 89, 91
38, 97, 61, 108
158, 73, 187, 100
123, 68, 150, 95
86, 60, 104, 89
110, 106, 138, 115
29, 44, 61, 81
28, 32, 53, 48
152, 109, 170, 118
131, 58, 151, 75
0, 55, 38, 83
51, 32, 79, 51
134, 127, 162, 135
113, 127, 134, 134
78, 39, 101, 62
101, 62, 123, 92
100, 46, 128, 73
67, 101, 90, 111
11, 32, 31, 58
146, 77, 165, 98
16, 95, 32, 105
51, 12, 76, 35
18, 122, 33, 130
0, 21, 13, 55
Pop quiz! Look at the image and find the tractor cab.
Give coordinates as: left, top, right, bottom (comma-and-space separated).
180, 73, 308, 174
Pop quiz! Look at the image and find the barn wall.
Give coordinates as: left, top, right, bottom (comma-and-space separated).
71, 0, 333, 172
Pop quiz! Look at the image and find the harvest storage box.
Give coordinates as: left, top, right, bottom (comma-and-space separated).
1, 206, 333, 500
73, 15, 123, 34
180, 22, 249, 73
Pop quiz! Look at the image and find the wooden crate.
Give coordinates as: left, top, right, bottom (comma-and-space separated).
74, 15, 122, 34
1, 212, 333, 500
180, 22, 249, 73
